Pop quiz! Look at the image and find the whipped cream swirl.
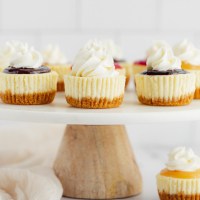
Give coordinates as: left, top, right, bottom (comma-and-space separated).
147, 46, 181, 71
72, 39, 118, 77
173, 40, 200, 66
42, 44, 68, 65
9, 42, 43, 69
104, 40, 123, 60
147, 40, 171, 57
0, 42, 15, 67
166, 147, 200, 172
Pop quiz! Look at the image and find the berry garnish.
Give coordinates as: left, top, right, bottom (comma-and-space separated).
134, 60, 146, 66
114, 62, 123, 69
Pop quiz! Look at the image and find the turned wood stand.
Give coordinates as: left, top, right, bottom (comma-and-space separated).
54, 125, 142, 199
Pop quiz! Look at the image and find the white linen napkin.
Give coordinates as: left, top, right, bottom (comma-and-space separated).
0, 122, 65, 200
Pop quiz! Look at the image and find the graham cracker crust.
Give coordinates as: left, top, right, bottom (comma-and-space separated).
66, 96, 124, 108
159, 192, 200, 200
125, 76, 130, 89
57, 81, 65, 92
194, 88, 200, 99
1, 90, 56, 105
138, 94, 194, 106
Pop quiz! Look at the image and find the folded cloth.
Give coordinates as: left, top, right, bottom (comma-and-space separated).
0, 123, 65, 200
0, 167, 62, 200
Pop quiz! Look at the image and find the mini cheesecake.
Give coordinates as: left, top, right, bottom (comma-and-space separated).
44, 63, 71, 92
114, 62, 130, 88
114, 59, 131, 88
174, 39, 200, 99
135, 46, 195, 106
157, 147, 200, 200
0, 42, 58, 105
132, 60, 147, 76
65, 40, 125, 109
103, 40, 131, 88
42, 45, 71, 92
0, 66, 57, 105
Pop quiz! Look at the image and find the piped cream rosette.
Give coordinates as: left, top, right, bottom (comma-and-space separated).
104, 39, 131, 88
174, 40, 200, 99
42, 45, 71, 92
64, 40, 125, 109
157, 147, 200, 200
0, 42, 58, 105
135, 46, 195, 106
0, 41, 21, 72
132, 41, 170, 77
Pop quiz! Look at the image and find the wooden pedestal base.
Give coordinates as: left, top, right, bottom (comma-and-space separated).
54, 125, 142, 199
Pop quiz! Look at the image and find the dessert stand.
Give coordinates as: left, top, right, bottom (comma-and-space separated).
1, 91, 200, 199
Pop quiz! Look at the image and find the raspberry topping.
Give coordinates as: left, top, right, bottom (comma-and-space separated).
114, 62, 123, 69
134, 60, 146, 66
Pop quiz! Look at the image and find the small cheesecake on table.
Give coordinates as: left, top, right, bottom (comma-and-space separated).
135, 46, 195, 106
64, 40, 126, 109
0, 42, 58, 105
132, 59, 147, 76
157, 147, 200, 200
174, 39, 200, 99
114, 62, 125, 75
114, 59, 131, 89
42, 44, 71, 92
114, 62, 130, 88
104, 40, 131, 88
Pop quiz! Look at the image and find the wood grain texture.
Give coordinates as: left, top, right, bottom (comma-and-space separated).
54, 125, 142, 199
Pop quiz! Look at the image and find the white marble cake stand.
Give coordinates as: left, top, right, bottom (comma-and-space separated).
0, 91, 200, 199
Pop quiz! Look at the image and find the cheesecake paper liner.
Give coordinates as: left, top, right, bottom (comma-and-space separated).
0, 71, 58, 94
64, 75, 125, 108
183, 70, 200, 99
157, 174, 200, 196
135, 73, 195, 105
47, 64, 71, 82
119, 62, 132, 76
64, 75, 125, 100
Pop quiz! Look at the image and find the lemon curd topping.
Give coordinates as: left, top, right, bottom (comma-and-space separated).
160, 168, 200, 179
182, 61, 200, 70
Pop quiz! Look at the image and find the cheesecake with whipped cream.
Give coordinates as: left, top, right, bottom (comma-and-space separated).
104, 39, 131, 88
173, 40, 200, 99
0, 41, 58, 105
133, 41, 170, 76
135, 45, 195, 106
42, 44, 71, 92
64, 39, 125, 109
157, 147, 200, 200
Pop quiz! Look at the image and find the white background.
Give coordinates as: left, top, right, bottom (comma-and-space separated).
1, 0, 200, 199
0, 0, 199, 61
